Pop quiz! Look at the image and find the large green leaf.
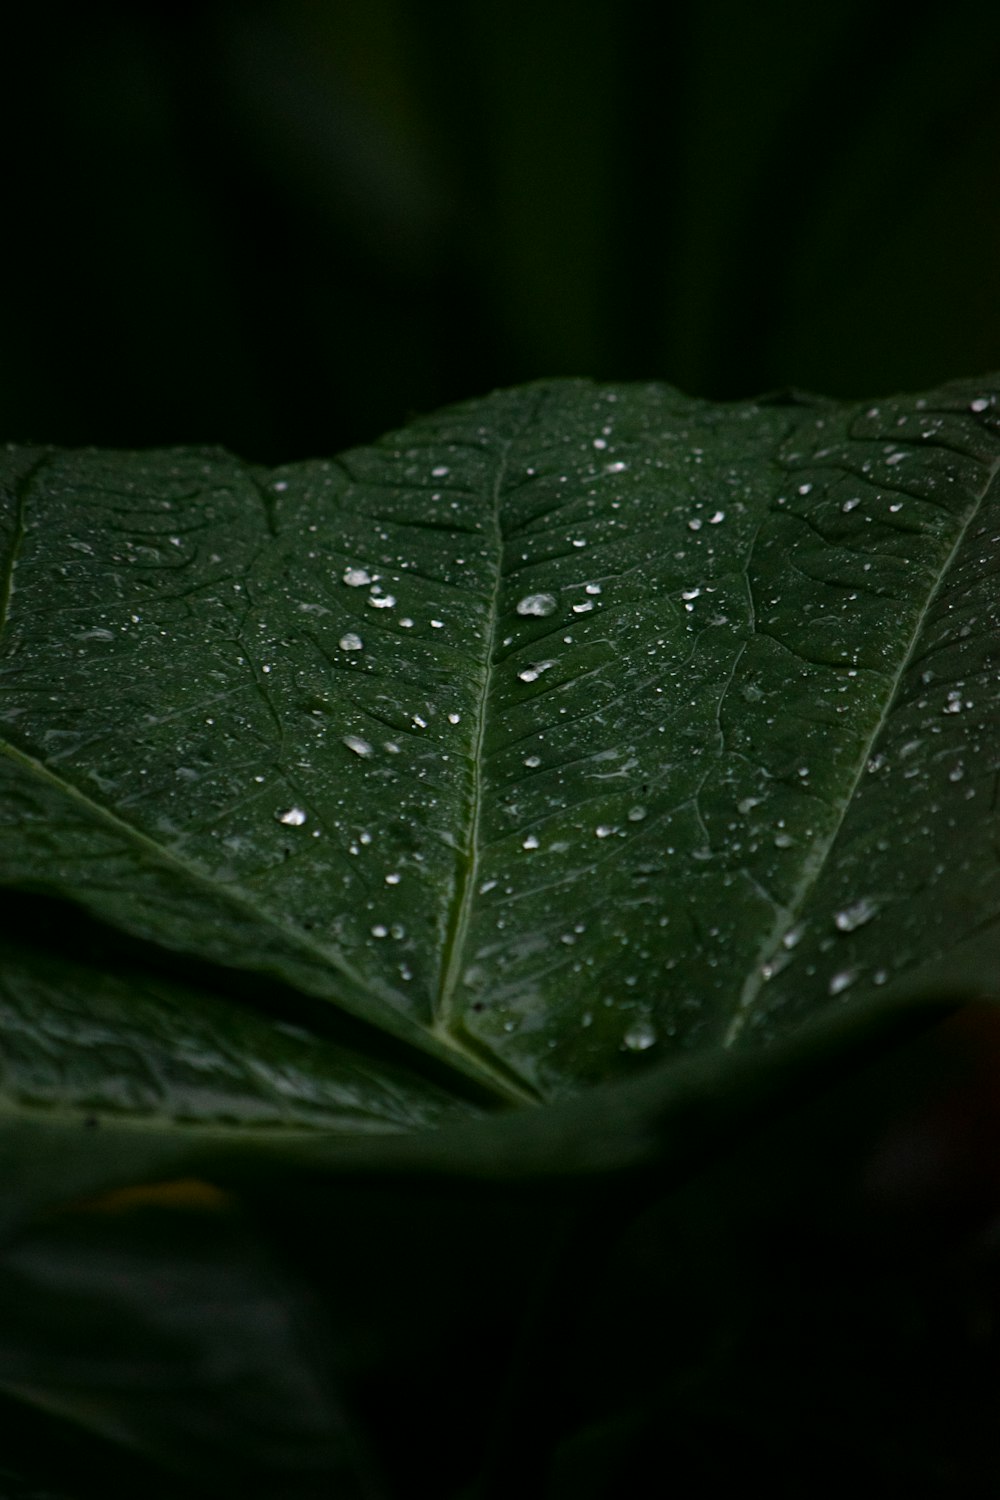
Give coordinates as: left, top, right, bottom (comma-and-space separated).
1, 376, 999, 1168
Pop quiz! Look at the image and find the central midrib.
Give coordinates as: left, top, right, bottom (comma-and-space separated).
724, 452, 1000, 1047
434, 434, 515, 1034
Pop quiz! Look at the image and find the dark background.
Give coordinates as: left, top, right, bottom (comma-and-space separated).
3, 0, 999, 465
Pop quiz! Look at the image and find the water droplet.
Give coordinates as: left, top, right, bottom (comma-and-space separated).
585, 582, 602, 595
708, 510, 725, 524
627, 805, 647, 822
430, 618, 444, 629
681, 587, 701, 601
773, 832, 795, 848
797, 482, 813, 495
971, 397, 990, 413
944, 691, 964, 714
828, 969, 857, 996
623, 1019, 658, 1052
342, 734, 373, 758
368, 593, 396, 609
605, 460, 627, 474
385, 871, 401, 885
431, 464, 450, 478
339, 632, 363, 651
343, 567, 371, 587
592, 437, 608, 450
517, 659, 555, 683
522, 833, 540, 850
595, 824, 615, 838
834, 897, 878, 932
572, 600, 594, 613
447, 712, 461, 724
841, 497, 861, 513
390, 922, 406, 939
275, 806, 307, 826
524, 754, 541, 768
371, 924, 388, 938
687, 517, 703, 532
516, 592, 558, 617
781, 923, 806, 949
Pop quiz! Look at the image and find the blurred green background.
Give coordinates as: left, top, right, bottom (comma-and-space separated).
2, 0, 999, 464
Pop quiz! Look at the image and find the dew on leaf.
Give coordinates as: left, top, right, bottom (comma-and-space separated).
834, 897, 878, 932
522, 834, 540, 850
342, 734, 374, 758
524, 754, 542, 768
343, 567, 371, 587
516, 592, 558, 617
585, 582, 602, 594
367, 593, 396, 609
275, 806, 307, 827
339, 632, 364, 652
623, 1019, 658, 1052
828, 969, 858, 996
627, 805, 647, 822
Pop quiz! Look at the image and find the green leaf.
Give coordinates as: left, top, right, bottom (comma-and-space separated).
1, 376, 999, 1155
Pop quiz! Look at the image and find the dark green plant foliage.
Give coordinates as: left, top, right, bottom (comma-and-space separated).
2, 376, 1000, 1494
4, 2, 1000, 464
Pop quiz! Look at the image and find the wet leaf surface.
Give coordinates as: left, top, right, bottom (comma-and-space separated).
1, 375, 999, 1151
